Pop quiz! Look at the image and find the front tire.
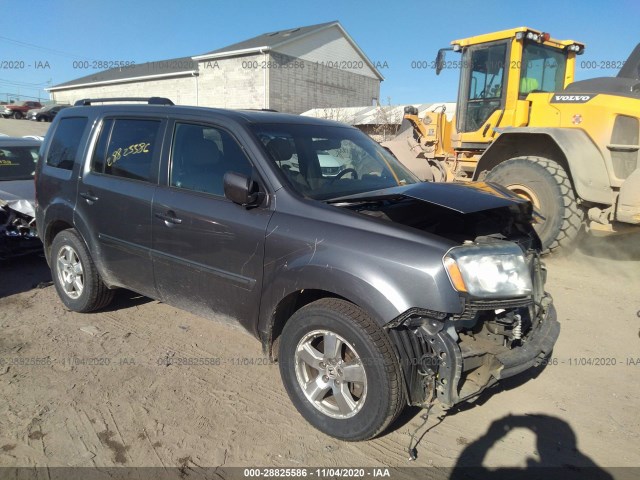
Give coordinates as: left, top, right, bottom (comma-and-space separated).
13, 111, 23, 120
279, 298, 405, 441
485, 157, 583, 252
51, 229, 114, 312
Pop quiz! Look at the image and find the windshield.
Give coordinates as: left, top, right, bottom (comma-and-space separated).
520, 42, 568, 97
251, 123, 418, 200
0, 146, 39, 180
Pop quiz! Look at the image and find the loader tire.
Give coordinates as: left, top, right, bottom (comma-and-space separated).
485, 157, 583, 253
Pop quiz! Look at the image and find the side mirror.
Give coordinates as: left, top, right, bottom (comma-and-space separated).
435, 49, 447, 76
223, 171, 263, 207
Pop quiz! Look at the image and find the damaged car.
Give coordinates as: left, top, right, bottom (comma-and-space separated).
36, 98, 559, 441
0, 137, 42, 259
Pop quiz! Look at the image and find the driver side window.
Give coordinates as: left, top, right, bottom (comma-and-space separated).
170, 123, 253, 196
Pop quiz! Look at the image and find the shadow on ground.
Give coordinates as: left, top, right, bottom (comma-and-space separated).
0, 254, 152, 311
450, 414, 614, 479
100, 289, 154, 311
0, 253, 51, 298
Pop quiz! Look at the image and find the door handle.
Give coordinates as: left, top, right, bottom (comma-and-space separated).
80, 191, 99, 203
155, 211, 183, 225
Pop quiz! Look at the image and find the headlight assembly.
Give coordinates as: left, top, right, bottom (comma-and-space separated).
444, 242, 532, 298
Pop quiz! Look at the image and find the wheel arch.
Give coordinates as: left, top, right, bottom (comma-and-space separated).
259, 267, 413, 361
263, 288, 347, 361
43, 220, 73, 264
473, 128, 613, 205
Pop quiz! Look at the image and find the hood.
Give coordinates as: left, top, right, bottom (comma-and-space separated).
0, 180, 36, 217
330, 181, 541, 250
329, 181, 533, 216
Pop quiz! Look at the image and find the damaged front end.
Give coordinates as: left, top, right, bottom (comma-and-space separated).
0, 200, 41, 259
339, 181, 560, 409
385, 244, 559, 409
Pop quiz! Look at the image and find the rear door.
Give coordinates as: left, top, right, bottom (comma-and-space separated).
74, 115, 166, 297
151, 119, 273, 332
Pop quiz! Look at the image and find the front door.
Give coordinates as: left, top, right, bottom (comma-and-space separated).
456, 41, 508, 134
151, 121, 273, 332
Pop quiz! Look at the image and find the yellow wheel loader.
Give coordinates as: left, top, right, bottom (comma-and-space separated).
384, 27, 640, 252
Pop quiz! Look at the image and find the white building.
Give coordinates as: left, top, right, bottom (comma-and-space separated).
47, 21, 383, 114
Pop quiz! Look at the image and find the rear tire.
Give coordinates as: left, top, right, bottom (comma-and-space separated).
279, 298, 405, 441
51, 229, 114, 312
485, 157, 583, 253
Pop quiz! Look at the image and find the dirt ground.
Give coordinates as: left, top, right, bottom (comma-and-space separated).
1, 117, 639, 475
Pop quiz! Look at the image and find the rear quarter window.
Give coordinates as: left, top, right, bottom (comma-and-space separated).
46, 117, 88, 170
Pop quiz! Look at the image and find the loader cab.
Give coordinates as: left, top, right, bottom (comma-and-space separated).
446, 27, 582, 147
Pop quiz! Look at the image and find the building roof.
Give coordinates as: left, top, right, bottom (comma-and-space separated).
301, 103, 456, 126
193, 21, 338, 58
193, 20, 383, 80
49, 20, 383, 91
48, 56, 197, 91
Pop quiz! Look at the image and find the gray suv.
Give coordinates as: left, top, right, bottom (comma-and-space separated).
35, 98, 559, 441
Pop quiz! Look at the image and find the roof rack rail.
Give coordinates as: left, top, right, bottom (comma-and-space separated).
74, 97, 174, 106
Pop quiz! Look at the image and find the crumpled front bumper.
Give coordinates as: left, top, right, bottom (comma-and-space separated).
387, 296, 560, 409
494, 304, 559, 379
433, 301, 559, 408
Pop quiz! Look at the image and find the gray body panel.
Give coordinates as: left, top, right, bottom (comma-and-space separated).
37, 104, 536, 335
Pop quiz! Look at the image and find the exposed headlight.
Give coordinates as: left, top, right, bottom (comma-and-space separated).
443, 242, 532, 298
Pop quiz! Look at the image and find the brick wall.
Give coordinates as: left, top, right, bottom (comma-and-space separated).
196, 54, 265, 109
50, 75, 197, 106
268, 52, 380, 114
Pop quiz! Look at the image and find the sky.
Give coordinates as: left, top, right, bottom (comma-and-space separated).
1, 0, 638, 105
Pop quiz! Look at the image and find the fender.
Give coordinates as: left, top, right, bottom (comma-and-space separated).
257, 225, 463, 338
474, 127, 613, 206
258, 264, 406, 336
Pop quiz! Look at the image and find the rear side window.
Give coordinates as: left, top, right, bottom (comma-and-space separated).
92, 118, 161, 182
46, 117, 88, 170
